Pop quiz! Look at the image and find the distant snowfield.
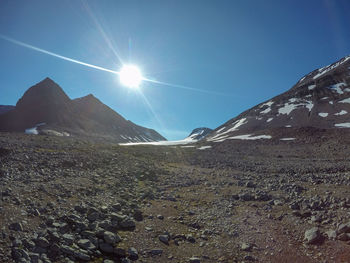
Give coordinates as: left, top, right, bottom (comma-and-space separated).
120, 138, 197, 146
122, 133, 272, 145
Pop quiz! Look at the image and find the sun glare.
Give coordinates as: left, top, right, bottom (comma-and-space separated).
119, 65, 142, 88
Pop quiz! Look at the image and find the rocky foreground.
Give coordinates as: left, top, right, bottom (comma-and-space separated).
1, 132, 350, 262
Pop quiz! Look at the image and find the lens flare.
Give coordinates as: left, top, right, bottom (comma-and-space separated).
0, 34, 230, 96
119, 65, 142, 88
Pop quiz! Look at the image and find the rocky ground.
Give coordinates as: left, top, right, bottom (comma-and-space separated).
1, 132, 350, 263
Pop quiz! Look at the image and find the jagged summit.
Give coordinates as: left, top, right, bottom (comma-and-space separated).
75, 93, 95, 100
0, 78, 165, 142
16, 77, 70, 109
207, 55, 350, 142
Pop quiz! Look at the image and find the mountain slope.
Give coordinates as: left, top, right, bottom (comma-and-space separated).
207, 55, 350, 142
0, 78, 165, 142
0, 105, 15, 115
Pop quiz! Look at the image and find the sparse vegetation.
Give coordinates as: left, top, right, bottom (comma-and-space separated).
2, 133, 350, 262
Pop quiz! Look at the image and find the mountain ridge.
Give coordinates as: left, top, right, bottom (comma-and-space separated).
0, 105, 15, 115
0, 78, 166, 142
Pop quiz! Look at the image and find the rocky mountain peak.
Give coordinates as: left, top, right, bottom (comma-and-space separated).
16, 77, 70, 109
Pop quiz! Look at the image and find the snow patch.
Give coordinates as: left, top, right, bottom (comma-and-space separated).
285, 125, 292, 128
25, 123, 46, 135
260, 107, 271, 114
280, 138, 296, 141
210, 138, 227, 143
216, 126, 226, 133
227, 118, 247, 132
308, 85, 316, 90
278, 99, 313, 115
278, 103, 297, 115
260, 101, 274, 114
335, 110, 347, 116
313, 57, 350, 80
305, 101, 314, 111
328, 83, 346, 94
266, 118, 273, 122
208, 118, 248, 141
289, 98, 299, 103
259, 101, 274, 108
318, 112, 328, 117
339, 98, 350, 104
198, 146, 212, 150
335, 123, 350, 128
41, 130, 70, 137
228, 134, 272, 140
208, 134, 229, 142
25, 127, 38, 135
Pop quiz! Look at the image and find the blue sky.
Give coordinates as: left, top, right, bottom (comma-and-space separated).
1, 0, 350, 140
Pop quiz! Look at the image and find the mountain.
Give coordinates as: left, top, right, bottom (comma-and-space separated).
185, 127, 212, 141
207, 55, 350, 142
0, 105, 15, 115
0, 78, 166, 142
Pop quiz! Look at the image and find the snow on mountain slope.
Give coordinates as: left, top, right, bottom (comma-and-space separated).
185, 127, 213, 141
207, 55, 350, 142
121, 127, 213, 146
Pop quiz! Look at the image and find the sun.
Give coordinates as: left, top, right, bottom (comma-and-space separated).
119, 65, 142, 88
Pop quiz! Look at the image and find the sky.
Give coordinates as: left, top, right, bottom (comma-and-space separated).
0, 0, 350, 140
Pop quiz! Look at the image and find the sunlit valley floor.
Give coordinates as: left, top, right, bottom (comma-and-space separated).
1, 132, 350, 263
